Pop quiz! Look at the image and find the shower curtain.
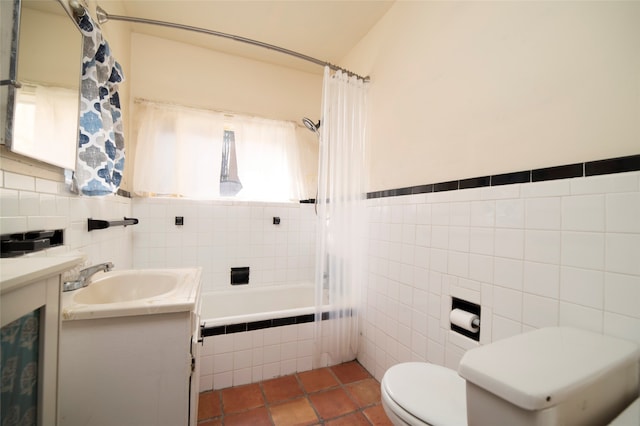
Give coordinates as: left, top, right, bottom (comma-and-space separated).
314, 66, 369, 366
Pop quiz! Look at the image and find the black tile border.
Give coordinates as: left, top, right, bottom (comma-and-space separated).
434, 180, 458, 192
585, 155, 640, 176
203, 325, 225, 337
367, 154, 640, 200
411, 184, 434, 195
491, 170, 531, 186
532, 163, 583, 182
201, 310, 347, 338
459, 176, 490, 190
200, 309, 357, 338
273, 316, 296, 327
247, 320, 272, 331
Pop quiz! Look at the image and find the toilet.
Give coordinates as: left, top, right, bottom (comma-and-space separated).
381, 362, 467, 425
381, 327, 640, 426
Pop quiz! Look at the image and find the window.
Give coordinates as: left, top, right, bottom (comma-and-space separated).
132, 101, 305, 201
219, 129, 242, 196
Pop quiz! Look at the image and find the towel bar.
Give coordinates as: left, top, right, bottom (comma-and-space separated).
87, 217, 139, 231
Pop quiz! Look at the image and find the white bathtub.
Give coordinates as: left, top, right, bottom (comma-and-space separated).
200, 283, 319, 329
197, 284, 359, 391
198, 283, 327, 391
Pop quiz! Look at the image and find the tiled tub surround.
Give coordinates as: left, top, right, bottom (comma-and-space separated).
131, 198, 316, 293
199, 322, 317, 392
0, 171, 133, 268
198, 290, 341, 392
358, 170, 640, 381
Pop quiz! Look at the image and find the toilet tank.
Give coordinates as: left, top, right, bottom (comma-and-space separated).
458, 327, 640, 426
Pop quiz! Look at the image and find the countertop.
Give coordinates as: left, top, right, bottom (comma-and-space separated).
1, 254, 85, 295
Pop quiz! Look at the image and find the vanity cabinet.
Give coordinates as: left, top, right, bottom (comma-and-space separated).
57, 267, 202, 426
59, 311, 200, 426
0, 255, 84, 426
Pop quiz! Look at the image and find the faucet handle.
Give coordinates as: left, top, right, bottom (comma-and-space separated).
63, 279, 84, 292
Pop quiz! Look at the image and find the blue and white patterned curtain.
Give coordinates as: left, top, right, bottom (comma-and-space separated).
73, 10, 125, 196
1, 310, 40, 426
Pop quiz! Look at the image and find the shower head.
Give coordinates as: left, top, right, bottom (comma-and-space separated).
302, 117, 321, 133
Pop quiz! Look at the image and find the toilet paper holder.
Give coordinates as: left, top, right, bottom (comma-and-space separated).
451, 297, 481, 341
450, 308, 480, 332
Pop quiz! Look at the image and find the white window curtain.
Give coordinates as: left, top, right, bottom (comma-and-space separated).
132, 101, 303, 201
314, 67, 369, 366
235, 116, 304, 201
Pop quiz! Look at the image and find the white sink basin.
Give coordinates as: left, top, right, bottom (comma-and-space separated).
62, 268, 202, 320
73, 271, 179, 304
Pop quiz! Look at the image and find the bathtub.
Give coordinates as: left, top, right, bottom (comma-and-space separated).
198, 283, 333, 391
200, 283, 319, 332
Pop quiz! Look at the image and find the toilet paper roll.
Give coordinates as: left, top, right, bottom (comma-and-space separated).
450, 309, 480, 333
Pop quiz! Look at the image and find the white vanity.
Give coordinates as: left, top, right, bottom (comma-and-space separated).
58, 267, 202, 426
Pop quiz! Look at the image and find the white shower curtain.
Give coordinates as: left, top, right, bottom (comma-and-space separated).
314, 66, 369, 366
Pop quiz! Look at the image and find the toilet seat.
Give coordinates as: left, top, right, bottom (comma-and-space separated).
381, 362, 467, 426
382, 385, 428, 425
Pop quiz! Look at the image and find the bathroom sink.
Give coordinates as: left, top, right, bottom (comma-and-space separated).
73, 271, 179, 304
62, 268, 202, 320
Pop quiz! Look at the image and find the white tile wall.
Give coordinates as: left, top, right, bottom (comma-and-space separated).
0, 171, 133, 269
607, 193, 640, 233
358, 171, 640, 382
562, 195, 605, 231
5, 168, 639, 389
131, 198, 316, 293
0, 172, 318, 393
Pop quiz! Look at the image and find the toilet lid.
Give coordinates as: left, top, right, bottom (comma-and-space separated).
458, 327, 640, 411
382, 362, 467, 426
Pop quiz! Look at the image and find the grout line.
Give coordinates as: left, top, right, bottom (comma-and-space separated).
257, 381, 275, 426
300, 371, 325, 424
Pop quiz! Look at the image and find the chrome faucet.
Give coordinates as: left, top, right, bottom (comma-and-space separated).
63, 262, 114, 292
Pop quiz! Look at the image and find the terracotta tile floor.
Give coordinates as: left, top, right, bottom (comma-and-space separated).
198, 361, 393, 425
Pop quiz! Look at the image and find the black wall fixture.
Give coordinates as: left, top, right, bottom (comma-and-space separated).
88, 217, 139, 231
1, 229, 63, 257
231, 267, 250, 285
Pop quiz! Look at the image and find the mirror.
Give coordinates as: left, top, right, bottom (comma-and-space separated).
1, 0, 82, 170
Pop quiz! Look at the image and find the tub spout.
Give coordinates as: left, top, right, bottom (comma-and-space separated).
63, 262, 114, 292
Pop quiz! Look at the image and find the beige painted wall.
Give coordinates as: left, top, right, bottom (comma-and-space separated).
343, 1, 640, 192
128, 33, 322, 198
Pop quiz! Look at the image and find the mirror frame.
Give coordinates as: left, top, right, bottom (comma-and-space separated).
0, 0, 21, 146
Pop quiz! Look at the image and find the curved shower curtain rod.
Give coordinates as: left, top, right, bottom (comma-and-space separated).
91, 5, 370, 82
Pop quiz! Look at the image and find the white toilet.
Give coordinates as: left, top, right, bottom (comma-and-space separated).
381, 327, 640, 426
381, 362, 467, 425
